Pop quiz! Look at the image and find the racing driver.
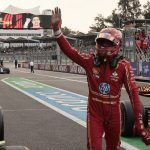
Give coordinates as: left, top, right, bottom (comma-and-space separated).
51, 7, 150, 150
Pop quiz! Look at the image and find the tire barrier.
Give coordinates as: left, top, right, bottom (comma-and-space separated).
0, 107, 4, 142
3, 68, 10, 74
0, 68, 10, 74
121, 101, 135, 136
121, 101, 149, 137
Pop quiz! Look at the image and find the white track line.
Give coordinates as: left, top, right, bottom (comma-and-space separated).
15, 70, 127, 90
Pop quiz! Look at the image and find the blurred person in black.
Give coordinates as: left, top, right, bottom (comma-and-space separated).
15, 59, 18, 69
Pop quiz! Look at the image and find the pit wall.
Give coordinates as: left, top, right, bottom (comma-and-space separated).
22, 62, 150, 77
22, 62, 86, 75
131, 62, 150, 77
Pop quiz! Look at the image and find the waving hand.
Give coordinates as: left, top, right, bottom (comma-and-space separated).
51, 7, 62, 31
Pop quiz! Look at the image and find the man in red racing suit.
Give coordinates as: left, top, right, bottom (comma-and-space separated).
51, 7, 150, 150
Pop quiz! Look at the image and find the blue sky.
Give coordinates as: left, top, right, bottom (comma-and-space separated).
0, 0, 148, 33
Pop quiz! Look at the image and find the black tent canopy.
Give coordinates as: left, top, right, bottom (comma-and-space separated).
32, 35, 77, 43
2, 37, 39, 43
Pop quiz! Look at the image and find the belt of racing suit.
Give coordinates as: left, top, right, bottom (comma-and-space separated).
89, 90, 120, 104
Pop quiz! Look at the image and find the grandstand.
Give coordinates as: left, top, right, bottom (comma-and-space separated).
122, 19, 150, 62
0, 5, 56, 63
1, 6, 149, 78
0, 5, 97, 65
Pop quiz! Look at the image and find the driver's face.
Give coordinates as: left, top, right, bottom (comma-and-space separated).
32, 17, 40, 26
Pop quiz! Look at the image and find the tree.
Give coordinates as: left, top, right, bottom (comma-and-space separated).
61, 26, 72, 35
61, 26, 78, 35
142, 1, 150, 19
104, 9, 121, 28
89, 14, 107, 32
89, 0, 143, 31
118, 0, 142, 20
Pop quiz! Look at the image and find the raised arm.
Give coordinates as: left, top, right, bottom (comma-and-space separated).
51, 7, 92, 68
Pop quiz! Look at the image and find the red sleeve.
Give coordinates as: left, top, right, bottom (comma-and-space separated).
123, 62, 143, 120
56, 34, 91, 68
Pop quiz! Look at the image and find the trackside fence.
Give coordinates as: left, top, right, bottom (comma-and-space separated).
22, 62, 150, 78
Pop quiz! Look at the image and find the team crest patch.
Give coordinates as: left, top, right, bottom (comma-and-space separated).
99, 82, 110, 94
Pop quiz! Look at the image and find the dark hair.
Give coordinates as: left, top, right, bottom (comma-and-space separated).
29, 15, 41, 28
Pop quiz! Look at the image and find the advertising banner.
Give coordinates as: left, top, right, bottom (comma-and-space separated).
130, 62, 137, 75
124, 37, 135, 51
0, 12, 52, 29
142, 62, 150, 77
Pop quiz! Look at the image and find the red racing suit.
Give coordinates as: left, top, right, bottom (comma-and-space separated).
55, 32, 142, 150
